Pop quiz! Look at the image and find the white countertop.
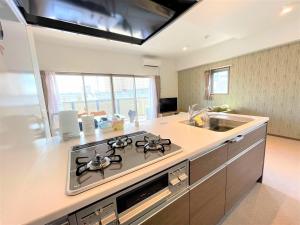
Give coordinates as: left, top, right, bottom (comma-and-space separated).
0, 113, 269, 225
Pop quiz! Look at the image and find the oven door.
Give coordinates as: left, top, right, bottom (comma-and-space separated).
117, 173, 172, 225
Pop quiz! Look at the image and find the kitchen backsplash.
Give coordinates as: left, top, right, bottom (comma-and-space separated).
178, 41, 300, 139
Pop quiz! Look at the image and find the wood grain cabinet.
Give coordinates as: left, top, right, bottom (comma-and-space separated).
190, 143, 228, 184
140, 193, 189, 225
190, 168, 226, 225
228, 124, 267, 159
225, 140, 266, 212
188, 123, 267, 225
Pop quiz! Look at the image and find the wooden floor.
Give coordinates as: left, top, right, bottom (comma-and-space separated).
221, 135, 300, 225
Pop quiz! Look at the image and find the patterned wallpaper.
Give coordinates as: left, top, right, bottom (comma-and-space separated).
178, 41, 300, 139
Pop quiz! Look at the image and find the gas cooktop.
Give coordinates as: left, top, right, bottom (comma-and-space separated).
67, 131, 182, 195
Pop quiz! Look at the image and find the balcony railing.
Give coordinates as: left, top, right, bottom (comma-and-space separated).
60, 97, 151, 120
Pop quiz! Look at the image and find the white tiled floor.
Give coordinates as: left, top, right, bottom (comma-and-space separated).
222, 135, 300, 225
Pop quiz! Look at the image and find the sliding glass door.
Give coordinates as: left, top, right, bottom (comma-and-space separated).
55, 75, 86, 113
112, 76, 136, 120
53, 74, 157, 122
84, 76, 114, 115
135, 77, 152, 120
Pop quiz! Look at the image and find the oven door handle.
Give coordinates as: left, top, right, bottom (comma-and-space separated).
118, 188, 172, 225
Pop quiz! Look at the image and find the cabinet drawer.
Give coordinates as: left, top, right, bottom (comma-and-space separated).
226, 140, 266, 212
190, 143, 228, 184
140, 192, 189, 225
190, 168, 226, 225
228, 124, 267, 159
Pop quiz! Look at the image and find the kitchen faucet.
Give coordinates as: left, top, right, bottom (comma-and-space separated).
188, 104, 209, 125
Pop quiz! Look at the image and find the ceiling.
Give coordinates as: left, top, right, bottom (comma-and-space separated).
32, 0, 300, 58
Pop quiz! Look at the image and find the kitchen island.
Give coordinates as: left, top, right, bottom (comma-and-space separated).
0, 113, 268, 225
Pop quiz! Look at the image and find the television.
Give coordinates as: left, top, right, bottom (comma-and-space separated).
159, 98, 177, 113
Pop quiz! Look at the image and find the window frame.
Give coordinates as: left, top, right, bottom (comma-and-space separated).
210, 66, 230, 95
53, 72, 154, 119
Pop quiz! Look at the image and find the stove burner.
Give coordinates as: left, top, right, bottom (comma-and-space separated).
90, 155, 111, 168
75, 151, 122, 176
135, 135, 171, 153
107, 135, 133, 149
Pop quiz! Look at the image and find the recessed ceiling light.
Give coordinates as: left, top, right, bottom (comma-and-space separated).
182, 46, 187, 51
280, 6, 293, 15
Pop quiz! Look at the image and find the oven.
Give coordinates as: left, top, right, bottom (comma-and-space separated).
48, 160, 189, 225
116, 161, 188, 225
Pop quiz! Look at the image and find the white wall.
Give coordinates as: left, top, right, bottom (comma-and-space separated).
158, 59, 178, 98
176, 18, 300, 71
34, 40, 178, 98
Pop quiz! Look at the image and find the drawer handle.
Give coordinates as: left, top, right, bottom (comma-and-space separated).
118, 188, 172, 224
230, 135, 244, 143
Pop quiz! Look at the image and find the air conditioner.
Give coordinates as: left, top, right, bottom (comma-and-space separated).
143, 57, 161, 67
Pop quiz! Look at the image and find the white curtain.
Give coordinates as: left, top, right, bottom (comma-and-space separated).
43, 72, 61, 134
148, 76, 158, 119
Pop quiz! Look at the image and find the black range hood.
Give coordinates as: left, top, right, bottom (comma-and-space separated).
15, 0, 198, 45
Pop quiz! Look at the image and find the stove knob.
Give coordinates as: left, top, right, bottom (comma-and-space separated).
178, 173, 188, 181
100, 211, 117, 225
169, 176, 180, 186
100, 203, 117, 225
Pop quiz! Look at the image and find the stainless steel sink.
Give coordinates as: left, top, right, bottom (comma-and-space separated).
207, 117, 248, 132
181, 115, 252, 132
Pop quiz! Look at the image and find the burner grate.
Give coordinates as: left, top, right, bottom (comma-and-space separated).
135, 135, 171, 153
75, 148, 122, 176
72, 131, 146, 151
107, 135, 132, 149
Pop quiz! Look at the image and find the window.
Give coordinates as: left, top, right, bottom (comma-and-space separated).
84, 76, 114, 115
113, 76, 136, 120
56, 75, 86, 113
210, 67, 230, 94
135, 77, 153, 121
53, 74, 157, 122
